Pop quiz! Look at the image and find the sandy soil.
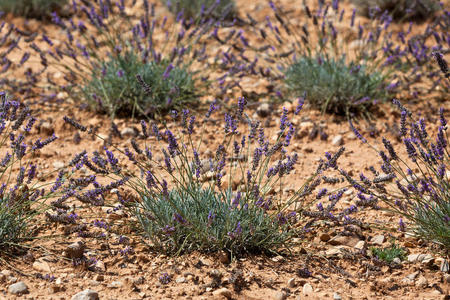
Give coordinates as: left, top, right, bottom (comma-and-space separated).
0, 0, 448, 299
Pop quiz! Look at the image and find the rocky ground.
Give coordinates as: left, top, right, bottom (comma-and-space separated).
0, 0, 449, 299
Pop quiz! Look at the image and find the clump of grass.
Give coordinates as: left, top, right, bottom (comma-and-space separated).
350, 0, 441, 22
371, 243, 406, 263
164, 0, 236, 21
284, 56, 391, 116
0, 0, 68, 19
82, 53, 196, 118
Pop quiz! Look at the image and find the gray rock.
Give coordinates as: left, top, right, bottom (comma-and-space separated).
371, 235, 385, 246
331, 135, 343, 146
408, 253, 434, 264
8, 281, 28, 295
71, 289, 99, 300
256, 103, 270, 118
175, 276, 186, 284
402, 271, 419, 285
274, 291, 287, 300
392, 257, 402, 264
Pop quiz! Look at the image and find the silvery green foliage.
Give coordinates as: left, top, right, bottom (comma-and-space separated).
350, 0, 441, 21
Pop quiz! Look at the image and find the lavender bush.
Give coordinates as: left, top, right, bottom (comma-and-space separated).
31, 0, 247, 118
64, 96, 340, 256
238, 0, 449, 116
341, 56, 449, 248
0, 0, 68, 19
0, 91, 130, 251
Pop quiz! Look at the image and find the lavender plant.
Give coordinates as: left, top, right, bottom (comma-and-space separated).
342, 69, 449, 249
30, 0, 247, 118
63, 97, 339, 256
238, 0, 449, 117
350, 0, 441, 22
164, 0, 236, 21
0, 91, 128, 251
0, 0, 68, 19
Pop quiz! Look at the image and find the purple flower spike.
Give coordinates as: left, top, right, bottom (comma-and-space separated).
163, 63, 174, 79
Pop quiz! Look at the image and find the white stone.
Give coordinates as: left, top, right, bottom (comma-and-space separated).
331, 135, 343, 146
302, 283, 313, 295
8, 282, 28, 295
71, 289, 99, 300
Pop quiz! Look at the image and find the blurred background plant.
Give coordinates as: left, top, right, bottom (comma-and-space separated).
350, 0, 441, 22
163, 0, 237, 22
236, 0, 449, 118
284, 56, 391, 116
14, 0, 248, 119
0, 0, 69, 19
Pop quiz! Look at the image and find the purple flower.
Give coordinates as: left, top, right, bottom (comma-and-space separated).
316, 188, 327, 199
279, 107, 288, 131
173, 213, 186, 224
228, 222, 242, 239
294, 96, 304, 115
163, 64, 174, 79
317, 202, 324, 211
349, 119, 367, 143
231, 192, 241, 208
403, 138, 417, 162
116, 70, 124, 78
398, 218, 406, 232
350, 8, 356, 27
188, 116, 195, 135
207, 210, 215, 226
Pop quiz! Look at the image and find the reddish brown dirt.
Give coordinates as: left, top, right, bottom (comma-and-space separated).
0, 0, 449, 300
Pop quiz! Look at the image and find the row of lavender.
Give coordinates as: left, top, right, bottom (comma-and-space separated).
0, 0, 448, 258
0, 0, 448, 117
